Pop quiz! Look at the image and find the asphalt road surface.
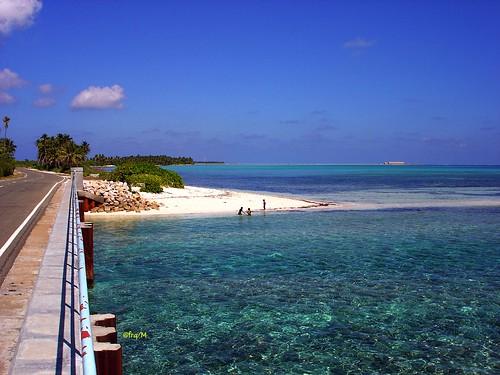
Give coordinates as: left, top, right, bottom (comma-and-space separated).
0, 168, 65, 250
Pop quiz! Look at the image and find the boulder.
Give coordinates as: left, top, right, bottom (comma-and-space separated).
84, 180, 161, 213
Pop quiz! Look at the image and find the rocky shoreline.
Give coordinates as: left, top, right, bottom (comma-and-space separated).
84, 180, 160, 213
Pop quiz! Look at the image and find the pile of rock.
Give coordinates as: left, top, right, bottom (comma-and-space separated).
84, 180, 160, 213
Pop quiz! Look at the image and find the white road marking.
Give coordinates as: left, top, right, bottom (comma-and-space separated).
0, 179, 63, 259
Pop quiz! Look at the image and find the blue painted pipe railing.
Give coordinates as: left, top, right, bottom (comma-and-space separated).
71, 171, 97, 375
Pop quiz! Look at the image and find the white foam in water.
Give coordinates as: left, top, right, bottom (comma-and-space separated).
312, 187, 500, 211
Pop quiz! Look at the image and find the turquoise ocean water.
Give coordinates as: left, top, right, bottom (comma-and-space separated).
90, 165, 500, 374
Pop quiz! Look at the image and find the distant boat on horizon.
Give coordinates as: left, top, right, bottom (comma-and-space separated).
383, 161, 407, 165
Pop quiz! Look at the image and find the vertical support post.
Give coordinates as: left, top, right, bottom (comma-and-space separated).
91, 314, 123, 375
84, 198, 91, 212
81, 222, 94, 287
78, 199, 85, 222
94, 344, 123, 375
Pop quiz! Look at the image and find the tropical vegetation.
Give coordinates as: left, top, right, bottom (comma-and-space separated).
15, 159, 39, 168
27, 131, 186, 192
1, 116, 15, 177
127, 174, 165, 193
90, 154, 194, 166
3, 116, 10, 137
0, 137, 16, 177
36, 133, 90, 172
100, 162, 184, 192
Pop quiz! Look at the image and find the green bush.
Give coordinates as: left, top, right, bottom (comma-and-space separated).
101, 162, 184, 189
0, 156, 15, 177
82, 162, 100, 177
15, 159, 39, 168
97, 170, 113, 180
128, 174, 164, 193
160, 169, 184, 188
0, 138, 16, 177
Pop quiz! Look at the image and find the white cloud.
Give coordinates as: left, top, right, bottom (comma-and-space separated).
343, 37, 375, 49
34, 96, 55, 107
0, 68, 24, 105
0, 91, 15, 104
0, 0, 42, 35
0, 68, 26, 90
71, 85, 125, 109
38, 83, 53, 94
36, 83, 57, 107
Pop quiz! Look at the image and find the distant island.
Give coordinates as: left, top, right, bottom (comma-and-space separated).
90, 154, 194, 166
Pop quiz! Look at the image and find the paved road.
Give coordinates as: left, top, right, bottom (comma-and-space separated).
0, 168, 65, 250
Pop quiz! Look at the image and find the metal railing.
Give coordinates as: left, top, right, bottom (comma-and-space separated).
71, 171, 97, 375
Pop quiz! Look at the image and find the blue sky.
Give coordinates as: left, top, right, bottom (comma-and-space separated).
1, 0, 499, 164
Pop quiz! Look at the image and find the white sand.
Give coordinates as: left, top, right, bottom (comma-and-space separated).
85, 186, 332, 218
84, 185, 500, 219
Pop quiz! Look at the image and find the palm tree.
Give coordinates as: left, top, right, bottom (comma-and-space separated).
35, 133, 90, 171
80, 141, 90, 156
36, 134, 50, 167
3, 116, 10, 138
0, 137, 16, 156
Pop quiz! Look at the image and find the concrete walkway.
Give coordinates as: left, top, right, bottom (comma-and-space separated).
3, 180, 83, 374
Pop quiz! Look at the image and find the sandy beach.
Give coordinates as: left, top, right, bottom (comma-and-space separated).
84, 183, 500, 219
85, 185, 333, 218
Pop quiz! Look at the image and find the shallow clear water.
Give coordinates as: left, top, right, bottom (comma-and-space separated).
90, 207, 500, 374
166, 165, 500, 207
167, 164, 500, 191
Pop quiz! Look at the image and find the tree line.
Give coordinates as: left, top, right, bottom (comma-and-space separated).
4, 121, 194, 176
90, 154, 194, 166
36, 134, 90, 172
